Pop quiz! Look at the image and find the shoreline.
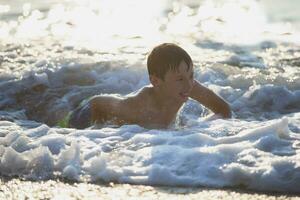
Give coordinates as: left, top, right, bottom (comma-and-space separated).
1, 178, 299, 200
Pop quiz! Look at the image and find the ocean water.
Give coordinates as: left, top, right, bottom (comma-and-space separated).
0, 0, 300, 193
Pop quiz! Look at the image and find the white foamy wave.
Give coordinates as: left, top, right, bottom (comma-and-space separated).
0, 117, 299, 192
231, 84, 300, 119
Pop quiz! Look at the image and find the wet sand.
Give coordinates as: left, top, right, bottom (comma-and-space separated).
0, 178, 299, 200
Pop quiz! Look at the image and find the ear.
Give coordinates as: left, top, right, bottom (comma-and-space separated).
149, 75, 162, 87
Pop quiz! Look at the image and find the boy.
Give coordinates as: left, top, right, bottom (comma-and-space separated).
68, 43, 231, 129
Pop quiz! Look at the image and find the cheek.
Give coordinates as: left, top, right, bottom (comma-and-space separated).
169, 84, 183, 95
173, 81, 184, 90
166, 81, 179, 89
162, 80, 182, 94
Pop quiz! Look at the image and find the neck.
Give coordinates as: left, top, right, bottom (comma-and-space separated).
150, 86, 183, 113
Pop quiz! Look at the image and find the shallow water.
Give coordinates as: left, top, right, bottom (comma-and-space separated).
0, 0, 300, 193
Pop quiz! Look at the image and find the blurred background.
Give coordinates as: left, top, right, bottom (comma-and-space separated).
1, 0, 300, 49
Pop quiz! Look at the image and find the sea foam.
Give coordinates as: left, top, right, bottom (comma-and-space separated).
0, 117, 299, 192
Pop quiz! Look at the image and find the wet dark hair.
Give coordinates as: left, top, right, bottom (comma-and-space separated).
147, 43, 193, 80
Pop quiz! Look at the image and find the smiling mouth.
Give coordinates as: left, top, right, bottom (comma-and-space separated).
179, 92, 189, 99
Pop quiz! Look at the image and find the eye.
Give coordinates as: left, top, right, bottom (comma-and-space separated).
177, 78, 183, 81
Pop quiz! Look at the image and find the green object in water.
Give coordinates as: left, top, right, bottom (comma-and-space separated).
57, 113, 71, 128
57, 96, 92, 128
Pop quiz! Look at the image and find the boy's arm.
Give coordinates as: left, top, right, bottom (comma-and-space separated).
189, 80, 232, 118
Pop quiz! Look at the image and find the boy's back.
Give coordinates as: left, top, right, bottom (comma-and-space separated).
90, 86, 181, 129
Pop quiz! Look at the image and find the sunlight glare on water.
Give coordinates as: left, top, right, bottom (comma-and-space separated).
195, 0, 267, 43
49, 0, 165, 50
1, 0, 299, 49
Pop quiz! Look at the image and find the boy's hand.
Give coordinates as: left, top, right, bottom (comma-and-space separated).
189, 80, 232, 118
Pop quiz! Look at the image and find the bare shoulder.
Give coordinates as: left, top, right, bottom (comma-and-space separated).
90, 95, 121, 109
123, 86, 152, 105
90, 86, 153, 124
90, 94, 124, 123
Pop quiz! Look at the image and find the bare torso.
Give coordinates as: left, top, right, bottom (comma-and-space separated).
90, 86, 181, 129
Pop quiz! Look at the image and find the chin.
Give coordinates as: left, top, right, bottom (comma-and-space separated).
178, 94, 189, 102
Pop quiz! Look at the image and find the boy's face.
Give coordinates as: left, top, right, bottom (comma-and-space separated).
155, 60, 194, 103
